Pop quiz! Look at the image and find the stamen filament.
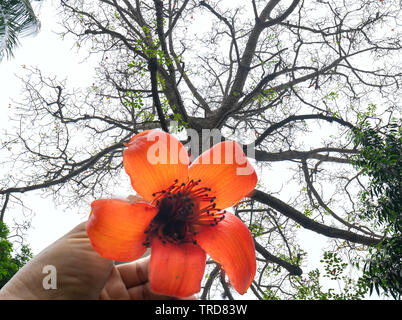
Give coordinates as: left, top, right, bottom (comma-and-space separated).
145, 179, 226, 246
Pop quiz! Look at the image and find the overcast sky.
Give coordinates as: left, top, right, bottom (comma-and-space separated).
0, 2, 94, 254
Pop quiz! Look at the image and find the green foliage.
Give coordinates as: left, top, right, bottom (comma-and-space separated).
351, 117, 402, 299
320, 251, 348, 281
293, 252, 368, 300
134, 26, 172, 67
263, 288, 281, 300
128, 59, 147, 77
252, 89, 278, 105
0, 0, 41, 61
361, 237, 401, 299
0, 221, 32, 289
294, 270, 368, 300
123, 87, 188, 131
356, 103, 377, 122
352, 120, 401, 231
250, 222, 264, 237
324, 91, 339, 101
126, 33, 189, 131
170, 104, 188, 132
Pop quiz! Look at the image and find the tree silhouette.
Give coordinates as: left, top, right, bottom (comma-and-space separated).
1, 0, 401, 299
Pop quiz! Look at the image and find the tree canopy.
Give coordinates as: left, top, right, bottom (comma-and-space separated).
0, 0, 401, 299
0, 221, 32, 289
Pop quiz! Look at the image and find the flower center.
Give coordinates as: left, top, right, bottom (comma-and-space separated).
143, 179, 226, 246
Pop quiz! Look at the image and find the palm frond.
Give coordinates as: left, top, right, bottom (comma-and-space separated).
0, 0, 41, 61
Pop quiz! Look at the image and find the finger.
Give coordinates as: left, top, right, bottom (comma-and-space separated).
99, 288, 111, 300
127, 282, 176, 300
101, 266, 130, 300
116, 255, 150, 288
180, 294, 197, 300
127, 282, 197, 300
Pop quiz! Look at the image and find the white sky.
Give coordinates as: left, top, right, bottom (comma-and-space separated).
0, 1, 386, 300
0, 2, 93, 253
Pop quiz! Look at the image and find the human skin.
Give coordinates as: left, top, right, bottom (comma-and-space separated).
0, 222, 191, 300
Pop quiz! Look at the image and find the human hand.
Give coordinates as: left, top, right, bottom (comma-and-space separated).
0, 222, 193, 300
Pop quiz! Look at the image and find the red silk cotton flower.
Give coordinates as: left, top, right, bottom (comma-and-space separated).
87, 130, 258, 297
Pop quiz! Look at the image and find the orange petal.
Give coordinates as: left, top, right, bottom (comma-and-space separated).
124, 130, 189, 202
189, 140, 257, 210
149, 238, 206, 297
194, 212, 256, 294
87, 199, 158, 261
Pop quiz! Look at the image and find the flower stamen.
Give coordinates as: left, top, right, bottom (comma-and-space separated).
143, 179, 226, 246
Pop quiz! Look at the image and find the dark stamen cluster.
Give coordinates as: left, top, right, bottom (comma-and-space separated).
142, 179, 226, 246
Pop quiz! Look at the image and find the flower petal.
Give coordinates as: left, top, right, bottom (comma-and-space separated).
124, 130, 189, 202
149, 238, 206, 297
189, 140, 257, 210
194, 212, 256, 294
87, 199, 158, 261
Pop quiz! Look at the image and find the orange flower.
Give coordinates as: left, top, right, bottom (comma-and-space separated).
87, 130, 257, 297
